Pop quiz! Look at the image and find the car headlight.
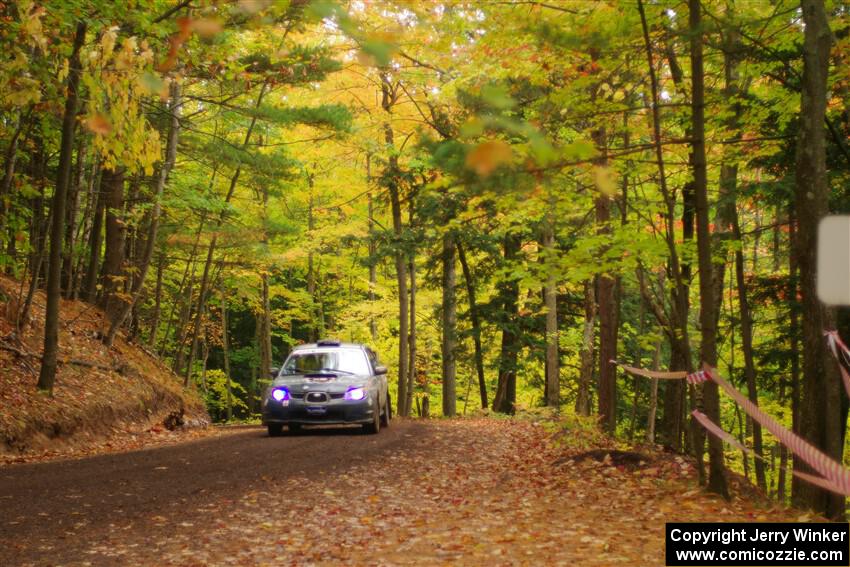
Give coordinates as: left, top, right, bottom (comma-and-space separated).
271, 387, 290, 402
344, 386, 366, 401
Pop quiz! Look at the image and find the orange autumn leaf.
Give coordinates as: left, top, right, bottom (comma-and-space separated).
83, 113, 112, 135
465, 140, 512, 177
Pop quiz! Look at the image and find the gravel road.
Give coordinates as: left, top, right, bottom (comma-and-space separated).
0, 422, 429, 566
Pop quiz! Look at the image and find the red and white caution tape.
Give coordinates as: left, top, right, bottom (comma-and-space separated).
609, 361, 687, 380
704, 364, 850, 496
792, 470, 848, 497
691, 409, 760, 458
686, 371, 708, 385
610, 360, 706, 384
613, 359, 850, 496
691, 409, 847, 496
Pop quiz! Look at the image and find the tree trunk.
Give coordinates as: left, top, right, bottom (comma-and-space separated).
37, 22, 86, 393
629, 301, 645, 440
646, 338, 662, 443
74, 156, 100, 300
639, 0, 693, 452
249, 313, 260, 414
575, 280, 596, 416
457, 241, 487, 408
81, 169, 105, 303
711, 25, 768, 493
147, 254, 165, 348
259, 273, 273, 393
172, 276, 195, 375
62, 138, 86, 298
595, 182, 618, 431
789, 205, 802, 497
18, 200, 49, 332
733, 212, 767, 491
221, 291, 233, 422
407, 250, 416, 416
27, 135, 47, 287
690, 0, 728, 498
793, 0, 843, 519
380, 71, 408, 417
99, 166, 126, 315
542, 219, 559, 408
17, 132, 49, 330
441, 232, 457, 416
306, 186, 318, 342
105, 82, 181, 346
0, 108, 30, 234
405, 190, 417, 416
493, 233, 520, 414
366, 155, 378, 342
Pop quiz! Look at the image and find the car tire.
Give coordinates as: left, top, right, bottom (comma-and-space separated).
268, 424, 283, 437
380, 391, 390, 427
363, 398, 381, 434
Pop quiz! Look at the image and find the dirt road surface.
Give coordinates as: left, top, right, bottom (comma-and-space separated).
1, 422, 428, 566
0, 419, 802, 566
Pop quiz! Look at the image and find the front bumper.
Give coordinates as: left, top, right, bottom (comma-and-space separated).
262, 396, 375, 425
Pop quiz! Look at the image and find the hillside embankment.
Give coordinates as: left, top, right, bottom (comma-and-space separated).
0, 275, 209, 464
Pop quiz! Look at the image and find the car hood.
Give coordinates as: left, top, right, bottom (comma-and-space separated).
270, 373, 368, 393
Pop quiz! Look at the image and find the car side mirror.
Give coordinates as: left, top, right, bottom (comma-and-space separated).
270, 367, 279, 378
374, 365, 388, 375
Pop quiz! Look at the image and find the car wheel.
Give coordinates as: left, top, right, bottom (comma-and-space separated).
363, 397, 381, 434
268, 424, 283, 437
380, 391, 390, 427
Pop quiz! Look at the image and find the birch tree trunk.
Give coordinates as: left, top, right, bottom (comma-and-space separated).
575, 280, 596, 416
542, 218, 559, 408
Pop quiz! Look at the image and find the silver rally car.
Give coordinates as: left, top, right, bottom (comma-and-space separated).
261, 340, 391, 436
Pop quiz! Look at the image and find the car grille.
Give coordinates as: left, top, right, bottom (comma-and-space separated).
305, 392, 328, 403
291, 391, 345, 400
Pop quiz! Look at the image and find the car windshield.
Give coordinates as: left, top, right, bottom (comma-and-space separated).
281, 349, 370, 375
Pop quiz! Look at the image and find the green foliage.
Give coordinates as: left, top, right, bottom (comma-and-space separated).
198, 369, 249, 422
246, 104, 352, 131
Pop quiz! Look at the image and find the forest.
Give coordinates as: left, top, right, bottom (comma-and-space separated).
1, 0, 849, 521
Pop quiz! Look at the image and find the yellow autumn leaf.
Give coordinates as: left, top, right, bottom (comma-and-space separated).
593, 165, 617, 196
191, 18, 224, 38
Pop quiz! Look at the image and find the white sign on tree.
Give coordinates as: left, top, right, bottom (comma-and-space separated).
818, 216, 850, 306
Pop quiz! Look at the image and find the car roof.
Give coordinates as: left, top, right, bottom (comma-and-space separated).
292, 341, 366, 351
